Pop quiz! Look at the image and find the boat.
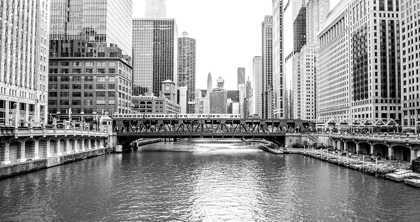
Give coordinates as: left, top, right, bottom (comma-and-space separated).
258, 144, 283, 155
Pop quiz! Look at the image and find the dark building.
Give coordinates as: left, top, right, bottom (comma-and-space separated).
293, 7, 306, 53
227, 90, 240, 103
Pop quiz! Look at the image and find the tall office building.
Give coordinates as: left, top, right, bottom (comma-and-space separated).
272, 0, 284, 118
145, 0, 167, 18
245, 77, 252, 118
298, 0, 330, 121
48, 0, 133, 120
237, 68, 246, 117
178, 32, 196, 113
253, 57, 263, 118
400, 0, 419, 129
0, 0, 50, 126
283, 0, 305, 119
318, 0, 352, 122
207, 73, 213, 93
262, 16, 273, 120
50, 0, 132, 60
133, 19, 178, 97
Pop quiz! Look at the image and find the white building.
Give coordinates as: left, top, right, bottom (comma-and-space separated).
0, 0, 50, 126
272, 0, 284, 118
253, 57, 263, 117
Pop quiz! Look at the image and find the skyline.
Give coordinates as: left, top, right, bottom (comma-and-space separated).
133, 0, 341, 90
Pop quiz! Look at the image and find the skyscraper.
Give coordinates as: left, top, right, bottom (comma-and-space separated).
0, 0, 50, 126
272, 0, 284, 118
48, 0, 133, 120
207, 73, 213, 93
50, 0, 133, 59
253, 57, 263, 118
262, 16, 273, 120
237, 68, 246, 117
133, 19, 178, 97
178, 32, 196, 113
145, 0, 167, 18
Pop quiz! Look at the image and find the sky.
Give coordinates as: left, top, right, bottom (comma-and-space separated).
133, 0, 341, 90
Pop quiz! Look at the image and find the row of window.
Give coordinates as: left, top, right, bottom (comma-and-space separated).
49, 100, 115, 106
50, 61, 117, 67
49, 84, 116, 90
49, 91, 116, 97
49, 76, 116, 82
50, 68, 116, 74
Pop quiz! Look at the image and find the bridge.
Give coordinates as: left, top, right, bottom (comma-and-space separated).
113, 117, 315, 148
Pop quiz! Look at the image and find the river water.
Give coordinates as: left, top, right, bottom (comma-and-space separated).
1, 140, 420, 221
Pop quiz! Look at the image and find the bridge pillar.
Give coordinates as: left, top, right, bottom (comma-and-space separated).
18, 142, 26, 162
46, 140, 52, 157
356, 143, 360, 154
80, 139, 85, 152
343, 142, 348, 151
388, 146, 393, 159
0, 143, 11, 165
86, 139, 92, 150
411, 148, 416, 161
370, 144, 374, 155
34, 140, 40, 160
65, 138, 71, 154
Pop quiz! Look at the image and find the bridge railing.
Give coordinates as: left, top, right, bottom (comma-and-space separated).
325, 132, 420, 145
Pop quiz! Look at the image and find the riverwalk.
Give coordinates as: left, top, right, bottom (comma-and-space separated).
283, 148, 420, 188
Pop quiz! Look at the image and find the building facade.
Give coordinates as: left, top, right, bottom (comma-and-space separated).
318, 0, 352, 123
272, 0, 284, 118
262, 15, 273, 120
132, 96, 180, 114
50, 0, 132, 60
177, 32, 196, 113
253, 57, 263, 118
400, 0, 418, 129
132, 19, 178, 97
237, 68, 246, 117
0, 0, 50, 126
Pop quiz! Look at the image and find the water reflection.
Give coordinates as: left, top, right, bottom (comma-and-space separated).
0, 140, 420, 221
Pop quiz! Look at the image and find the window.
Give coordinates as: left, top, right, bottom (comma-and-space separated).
61, 69, 69, 74
108, 84, 115, 89
60, 109, 68, 114
72, 92, 81, 97
72, 84, 82, 89
109, 68, 116, 74
49, 61, 59, 66
84, 100, 93, 105
85, 68, 93, 73
84, 84, 93, 89
72, 76, 81, 81
109, 62, 116, 66
61, 76, 70, 81
50, 69, 58, 74
84, 92, 93, 97
60, 84, 69, 89
73, 62, 82, 66
49, 92, 57, 97
72, 100, 81, 105
109, 100, 115, 105
85, 62, 94, 66
97, 62, 106, 66
60, 92, 69, 97
84, 76, 93, 81
97, 76, 105, 82
96, 84, 106, 89
109, 76, 115, 82
108, 91, 115, 97
97, 69, 106, 74
72, 69, 81, 74
49, 76, 58, 81
60, 100, 69, 105
49, 84, 58, 90
84, 108, 93, 114
48, 100, 57, 105
61, 62, 69, 66
96, 91, 106, 97
96, 100, 105, 105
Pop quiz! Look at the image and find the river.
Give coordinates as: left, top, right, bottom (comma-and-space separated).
0, 140, 419, 221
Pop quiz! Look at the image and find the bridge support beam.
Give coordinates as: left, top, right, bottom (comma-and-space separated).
388, 146, 393, 159
0, 143, 11, 165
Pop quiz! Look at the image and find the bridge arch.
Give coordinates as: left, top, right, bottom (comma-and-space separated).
372, 144, 388, 158
345, 141, 357, 153
358, 142, 371, 155
60, 139, 67, 154
38, 140, 49, 158
24, 140, 36, 161
391, 145, 411, 161
84, 138, 90, 150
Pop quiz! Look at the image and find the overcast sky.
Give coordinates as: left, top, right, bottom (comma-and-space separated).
133, 0, 341, 90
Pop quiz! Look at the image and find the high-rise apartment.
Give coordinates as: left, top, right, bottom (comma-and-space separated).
237, 68, 246, 117
178, 32, 196, 113
262, 16, 273, 120
272, 0, 284, 118
0, 0, 50, 126
400, 0, 419, 129
132, 19, 178, 97
50, 0, 132, 60
145, 0, 167, 18
253, 57, 263, 118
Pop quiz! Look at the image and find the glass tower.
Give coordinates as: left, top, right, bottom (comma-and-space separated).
133, 19, 178, 97
50, 0, 132, 58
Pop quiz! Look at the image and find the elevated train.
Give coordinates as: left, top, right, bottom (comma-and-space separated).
112, 114, 243, 119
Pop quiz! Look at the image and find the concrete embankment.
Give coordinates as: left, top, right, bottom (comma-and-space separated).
0, 147, 112, 180
283, 148, 420, 188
